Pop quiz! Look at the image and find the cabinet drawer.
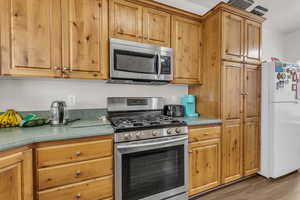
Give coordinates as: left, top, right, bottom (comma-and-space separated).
37, 139, 113, 168
189, 126, 221, 143
38, 157, 113, 190
38, 175, 113, 200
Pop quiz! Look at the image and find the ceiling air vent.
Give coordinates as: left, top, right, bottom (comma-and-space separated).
228, 0, 254, 10
251, 5, 268, 16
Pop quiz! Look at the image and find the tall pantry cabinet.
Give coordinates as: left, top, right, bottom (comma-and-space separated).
189, 3, 264, 184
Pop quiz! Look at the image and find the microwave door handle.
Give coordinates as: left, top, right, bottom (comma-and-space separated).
158, 52, 162, 78
116, 136, 188, 150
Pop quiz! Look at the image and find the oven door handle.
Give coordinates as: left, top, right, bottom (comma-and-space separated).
116, 136, 188, 150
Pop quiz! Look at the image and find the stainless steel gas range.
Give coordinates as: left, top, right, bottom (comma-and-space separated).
107, 97, 188, 200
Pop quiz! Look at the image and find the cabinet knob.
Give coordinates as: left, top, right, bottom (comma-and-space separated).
75, 193, 81, 199
138, 35, 143, 39
75, 170, 81, 177
76, 151, 81, 156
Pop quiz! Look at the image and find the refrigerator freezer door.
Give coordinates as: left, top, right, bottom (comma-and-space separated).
270, 102, 300, 178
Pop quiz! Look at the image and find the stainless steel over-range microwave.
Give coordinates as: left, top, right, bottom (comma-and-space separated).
109, 38, 173, 84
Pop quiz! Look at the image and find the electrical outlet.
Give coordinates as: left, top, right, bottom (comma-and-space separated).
67, 95, 76, 106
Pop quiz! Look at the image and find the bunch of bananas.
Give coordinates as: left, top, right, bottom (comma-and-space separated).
0, 109, 22, 128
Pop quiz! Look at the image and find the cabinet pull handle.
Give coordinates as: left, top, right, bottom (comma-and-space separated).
76, 193, 81, 199
189, 150, 193, 153
63, 66, 71, 71
203, 133, 209, 136
75, 170, 81, 177
54, 66, 61, 70
76, 151, 81, 156
196, 150, 200, 174
138, 35, 143, 39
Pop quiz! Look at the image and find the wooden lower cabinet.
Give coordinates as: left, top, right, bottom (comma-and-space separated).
188, 126, 221, 196
222, 121, 243, 183
38, 175, 113, 200
243, 119, 260, 176
0, 149, 33, 200
35, 135, 114, 200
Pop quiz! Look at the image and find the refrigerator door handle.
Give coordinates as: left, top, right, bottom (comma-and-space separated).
272, 101, 299, 104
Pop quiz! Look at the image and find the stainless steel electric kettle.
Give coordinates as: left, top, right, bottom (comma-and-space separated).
50, 101, 69, 125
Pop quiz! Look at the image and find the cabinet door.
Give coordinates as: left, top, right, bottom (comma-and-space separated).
143, 8, 171, 47
189, 139, 221, 196
0, 0, 62, 77
222, 121, 243, 183
62, 0, 108, 80
222, 61, 243, 183
172, 16, 202, 84
109, 0, 142, 42
243, 64, 260, 175
222, 62, 243, 121
244, 20, 262, 64
222, 12, 244, 62
0, 150, 33, 200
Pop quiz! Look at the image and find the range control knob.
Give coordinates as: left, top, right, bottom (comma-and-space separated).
152, 130, 159, 136
175, 128, 181, 134
167, 129, 173, 135
136, 132, 141, 139
124, 133, 131, 140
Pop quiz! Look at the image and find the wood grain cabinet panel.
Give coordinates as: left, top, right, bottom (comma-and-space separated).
109, 0, 143, 42
244, 20, 262, 64
222, 12, 244, 62
222, 121, 243, 183
38, 157, 113, 190
222, 62, 243, 121
36, 139, 113, 168
172, 16, 202, 84
0, 150, 33, 200
143, 8, 171, 47
244, 119, 260, 176
189, 138, 221, 195
62, 0, 108, 79
243, 64, 260, 176
0, 0, 62, 77
38, 175, 113, 200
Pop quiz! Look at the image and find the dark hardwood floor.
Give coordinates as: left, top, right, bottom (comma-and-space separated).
196, 172, 300, 200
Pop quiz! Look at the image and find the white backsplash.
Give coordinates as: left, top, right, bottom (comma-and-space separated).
0, 78, 188, 112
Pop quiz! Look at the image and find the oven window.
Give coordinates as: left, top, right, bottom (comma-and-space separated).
122, 145, 185, 200
114, 50, 158, 74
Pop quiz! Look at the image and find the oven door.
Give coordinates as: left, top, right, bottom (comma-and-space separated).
115, 135, 188, 200
110, 39, 160, 81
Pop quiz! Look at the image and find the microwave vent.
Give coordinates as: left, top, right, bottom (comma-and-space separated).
228, 0, 254, 10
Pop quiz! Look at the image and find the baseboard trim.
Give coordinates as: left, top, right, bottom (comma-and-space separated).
189, 174, 257, 200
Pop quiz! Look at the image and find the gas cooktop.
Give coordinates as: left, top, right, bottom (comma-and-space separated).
108, 111, 186, 132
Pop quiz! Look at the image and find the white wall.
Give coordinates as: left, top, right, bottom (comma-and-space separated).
0, 78, 187, 112
283, 29, 300, 63
262, 27, 285, 61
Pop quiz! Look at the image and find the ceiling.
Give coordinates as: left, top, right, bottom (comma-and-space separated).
186, 0, 300, 33
155, 0, 300, 34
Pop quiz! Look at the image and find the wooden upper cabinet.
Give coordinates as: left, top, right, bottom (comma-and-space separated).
62, 0, 108, 80
244, 64, 260, 119
222, 12, 244, 62
143, 8, 171, 47
0, 150, 33, 200
109, 0, 171, 47
222, 62, 243, 120
0, 0, 62, 77
109, 0, 143, 42
172, 16, 202, 84
244, 20, 262, 64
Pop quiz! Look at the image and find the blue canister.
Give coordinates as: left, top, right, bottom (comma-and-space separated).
180, 95, 199, 117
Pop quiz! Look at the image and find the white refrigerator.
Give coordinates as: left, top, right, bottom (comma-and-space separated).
260, 61, 300, 178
